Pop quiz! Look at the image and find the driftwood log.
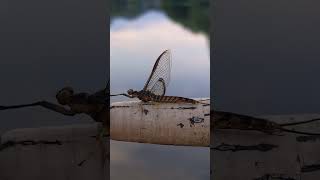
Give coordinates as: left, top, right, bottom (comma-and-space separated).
110, 98, 210, 146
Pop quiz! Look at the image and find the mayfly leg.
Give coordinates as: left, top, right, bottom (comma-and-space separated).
110, 93, 131, 97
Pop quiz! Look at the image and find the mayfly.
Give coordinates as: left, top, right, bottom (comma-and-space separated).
212, 110, 320, 136
112, 50, 203, 104
0, 81, 111, 166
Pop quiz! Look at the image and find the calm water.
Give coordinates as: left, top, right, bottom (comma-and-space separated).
110, 1, 209, 180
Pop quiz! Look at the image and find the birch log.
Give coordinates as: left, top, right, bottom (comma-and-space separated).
110, 98, 210, 146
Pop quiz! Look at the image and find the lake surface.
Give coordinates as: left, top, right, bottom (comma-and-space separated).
110, 1, 210, 180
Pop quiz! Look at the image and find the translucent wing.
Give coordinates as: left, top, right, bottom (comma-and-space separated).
143, 50, 171, 95
149, 78, 166, 96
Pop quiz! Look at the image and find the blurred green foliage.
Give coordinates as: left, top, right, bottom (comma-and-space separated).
110, 0, 209, 36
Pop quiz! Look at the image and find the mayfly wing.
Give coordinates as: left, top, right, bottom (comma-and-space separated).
143, 50, 171, 96
149, 78, 166, 96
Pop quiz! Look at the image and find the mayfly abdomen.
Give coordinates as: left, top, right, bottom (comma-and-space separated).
153, 95, 198, 104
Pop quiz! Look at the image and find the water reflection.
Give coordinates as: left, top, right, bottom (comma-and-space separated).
110, 2, 209, 180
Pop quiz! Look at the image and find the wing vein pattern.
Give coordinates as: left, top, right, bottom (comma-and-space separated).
143, 50, 171, 96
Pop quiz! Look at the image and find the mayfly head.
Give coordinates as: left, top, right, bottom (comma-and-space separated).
56, 87, 74, 105
127, 89, 138, 98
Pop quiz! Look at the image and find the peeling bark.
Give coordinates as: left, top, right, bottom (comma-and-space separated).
177, 123, 184, 128
189, 116, 205, 127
